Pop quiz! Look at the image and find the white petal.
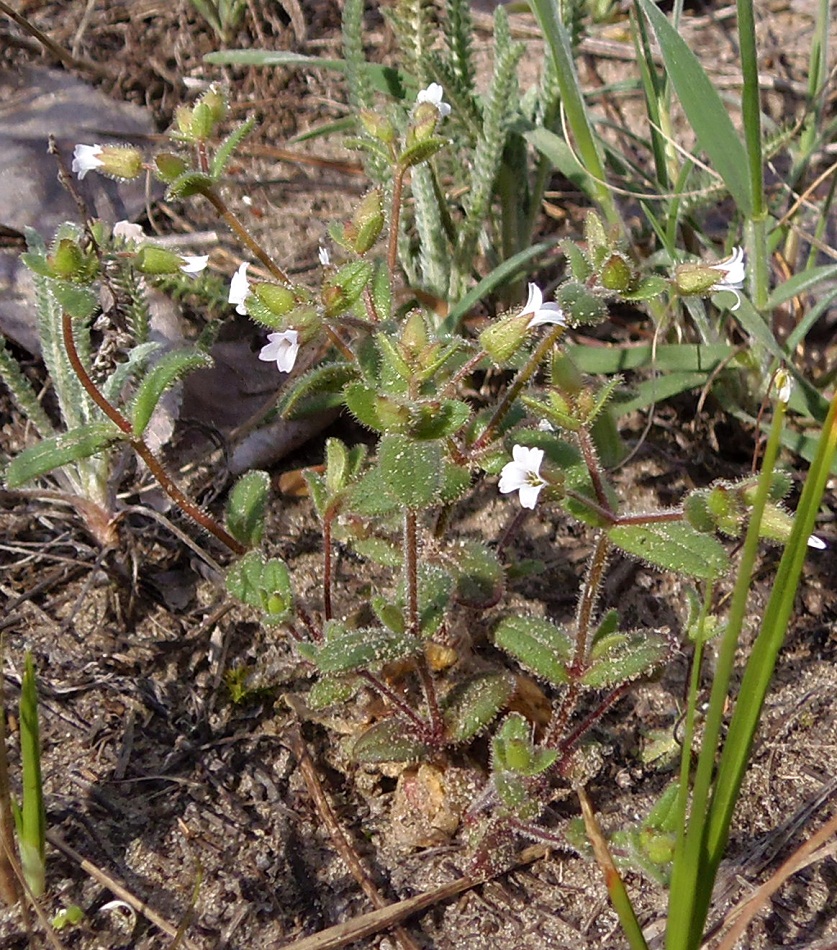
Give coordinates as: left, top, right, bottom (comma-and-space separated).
512, 444, 544, 473
807, 534, 827, 550
498, 461, 528, 495
519, 283, 543, 318
416, 82, 450, 117
318, 245, 330, 266
71, 144, 103, 179
229, 262, 250, 314
715, 246, 746, 288
528, 303, 566, 328
259, 330, 300, 373
112, 220, 145, 243
180, 255, 209, 275
518, 482, 543, 509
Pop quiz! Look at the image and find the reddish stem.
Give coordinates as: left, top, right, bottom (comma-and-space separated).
62, 312, 245, 555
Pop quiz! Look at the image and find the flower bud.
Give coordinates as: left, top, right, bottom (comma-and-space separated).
49, 239, 86, 280
599, 253, 636, 293
254, 283, 297, 317
480, 313, 531, 364
99, 145, 144, 180
673, 262, 724, 296
345, 189, 384, 255
550, 352, 584, 394
135, 245, 187, 275
359, 109, 396, 145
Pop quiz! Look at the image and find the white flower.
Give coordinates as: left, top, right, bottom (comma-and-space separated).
519, 283, 566, 329
180, 254, 209, 275
229, 262, 251, 315
318, 246, 330, 267
498, 445, 547, 510
416, 83, 451, 118
537, 419, 555, 432
72, 144, 104, 179
711, 246, 746, 311
259, 329, 300, 373
774, 368, 793, 405
112, 220, 146, 243
807, 535, 827, 550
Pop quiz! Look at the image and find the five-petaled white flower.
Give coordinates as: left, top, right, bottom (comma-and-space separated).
519, 283, 566, 329
498, 445, 547, 509
180, 255, 209, 275
72, 144, 104, 179
229, 262, 251, 315
416, 83, 451, 119
711, 246, 746, 311
259, 330, 300, 373
318, 245, 330, 267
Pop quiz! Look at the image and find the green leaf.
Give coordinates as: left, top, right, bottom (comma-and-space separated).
443, 672, 514, 743
408, 400, 471, 439
352, 537, 402, 568
398, 136, 448, 169
211, 116, 257, 179
378, 433, 442, 508
307, 676, 359, 710
226, 470, 270, 547
766, 264, 837, 310
204, 50, 409, 99
5, 422, 123, 488
581, 628, 673, 688
314, 626, 418, 674
494, 616, 573, 686
49, 280, 98, 320
131, 349, 212, 437
165, 171, 214, 199
607, 521, 729, 579
279, 362, 358, 419
225, 552, 293, 623
352, 718, 429, 763
636, 0, 753, 215
451, 540, 505, 607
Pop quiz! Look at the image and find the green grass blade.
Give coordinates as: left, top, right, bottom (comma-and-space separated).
441, 240, 555, 333
204, 50, 409, 99
528, 0, 620, 225
19, 653, 46, 898
636, 0, 753, 216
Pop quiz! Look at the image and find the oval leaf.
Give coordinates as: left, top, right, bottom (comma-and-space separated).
581, 629, 674, 688
494, 616, 573, 686
608, 521, 729, 579
352, 718, 429, 764
443, 672, 514, 743
315, 626, 418, 674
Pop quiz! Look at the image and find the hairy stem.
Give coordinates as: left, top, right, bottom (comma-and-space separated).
62, 312, 245, 555
202, 188, 290, 284
473, 322, 567, 451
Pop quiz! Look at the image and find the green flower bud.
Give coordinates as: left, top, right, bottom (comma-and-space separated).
479, 313, 531, 363
599, 253, 636, 293
135, 245, 185, 275
683, 489, 716, 533
359, 109, 396, 145
673, 262, 723, 296
345, 189, 384, 255
49, 239, 86, 280
95, 145, 144, 180
254, 283, 297, 317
